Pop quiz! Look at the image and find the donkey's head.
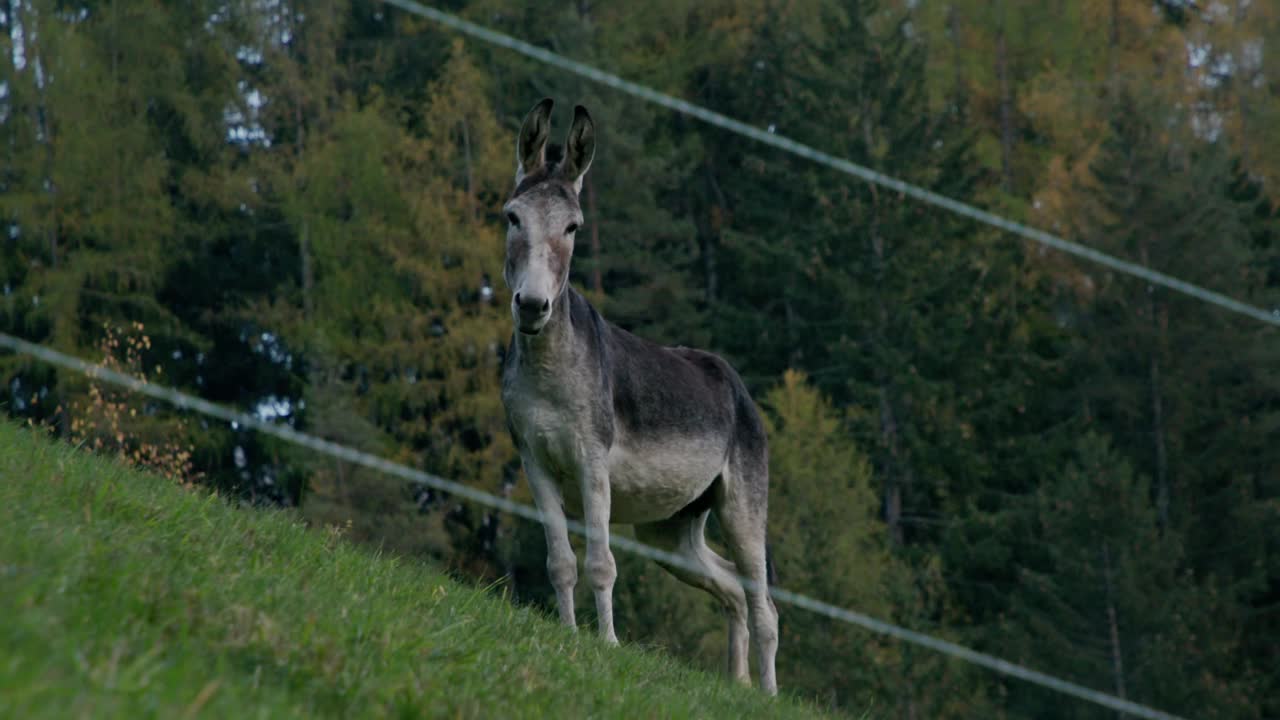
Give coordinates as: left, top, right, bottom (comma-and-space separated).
502, 98, 595, 336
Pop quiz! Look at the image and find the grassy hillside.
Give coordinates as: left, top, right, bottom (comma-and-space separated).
0, 422, 825, 719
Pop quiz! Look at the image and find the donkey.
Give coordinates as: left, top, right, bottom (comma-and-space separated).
499, 98, 779, 694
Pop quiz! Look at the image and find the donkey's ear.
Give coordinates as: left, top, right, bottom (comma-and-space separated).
516, 98, 555, 182
563, 105, 595, 193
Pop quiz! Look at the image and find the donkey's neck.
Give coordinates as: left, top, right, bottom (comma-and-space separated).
512, 283, 583, 375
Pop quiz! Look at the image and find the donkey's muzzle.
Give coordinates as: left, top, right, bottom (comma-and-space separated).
514, 292, 551, 334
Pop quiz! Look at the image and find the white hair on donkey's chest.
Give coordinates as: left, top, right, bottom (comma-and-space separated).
505, 385, 593, 473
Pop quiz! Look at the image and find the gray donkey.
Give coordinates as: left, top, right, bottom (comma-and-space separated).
500, 98, 778, 694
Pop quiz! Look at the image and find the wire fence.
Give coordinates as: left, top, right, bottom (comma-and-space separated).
0, 331, 1186, 720
380, 0, 1280, 331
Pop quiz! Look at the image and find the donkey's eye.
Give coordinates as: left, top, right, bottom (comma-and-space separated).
565, 223, 579, 235
507, 212, 520, 228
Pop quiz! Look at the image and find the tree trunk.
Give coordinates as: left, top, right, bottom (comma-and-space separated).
1232, 0, 1251, 167
1139, 245, 1171, 530
702, 161, 728, 304
946, 3, 965, 115
784, 297, 799, 366
880, 386, 906, 547
112, 0, 122, 252
996, 9, 1014, 193
292, 68, 313, 320
2, 1, 14, 233
301, 221, 314, 318
21, 2, 58, 267
1150, 353, 1170, 530
866, 170, 908, 547
699, 233, 717, 305
461, 118, 476, 221
1107, 0, 1120, 92
1102, 543, 1128, 713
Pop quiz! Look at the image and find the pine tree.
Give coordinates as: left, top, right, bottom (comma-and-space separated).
993, 433, 1255, 718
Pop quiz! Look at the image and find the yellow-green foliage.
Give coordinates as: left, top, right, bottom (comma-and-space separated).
763, 370, 897, 706
255, 38, 520, 569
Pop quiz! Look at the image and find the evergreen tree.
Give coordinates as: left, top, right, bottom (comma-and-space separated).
1063, 89, 1277, 548
994, 433, 1255, 718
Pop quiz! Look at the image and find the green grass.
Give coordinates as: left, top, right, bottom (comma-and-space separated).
0, 422, 825, 719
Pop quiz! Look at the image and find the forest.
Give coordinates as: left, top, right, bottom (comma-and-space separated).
1, 0, 1278, 717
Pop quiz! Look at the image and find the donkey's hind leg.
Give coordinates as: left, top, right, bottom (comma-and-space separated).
635, 509, 751, 683
716, 454, 779, 695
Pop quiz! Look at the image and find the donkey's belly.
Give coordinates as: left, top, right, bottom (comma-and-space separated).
595, 435, 726, 524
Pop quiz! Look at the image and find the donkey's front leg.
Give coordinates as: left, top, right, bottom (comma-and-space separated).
525, 460, 578, 629
581, 458, 618, 644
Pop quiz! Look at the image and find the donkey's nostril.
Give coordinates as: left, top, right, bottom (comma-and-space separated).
541, 299, 550, 312
514, 292, 522, 306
